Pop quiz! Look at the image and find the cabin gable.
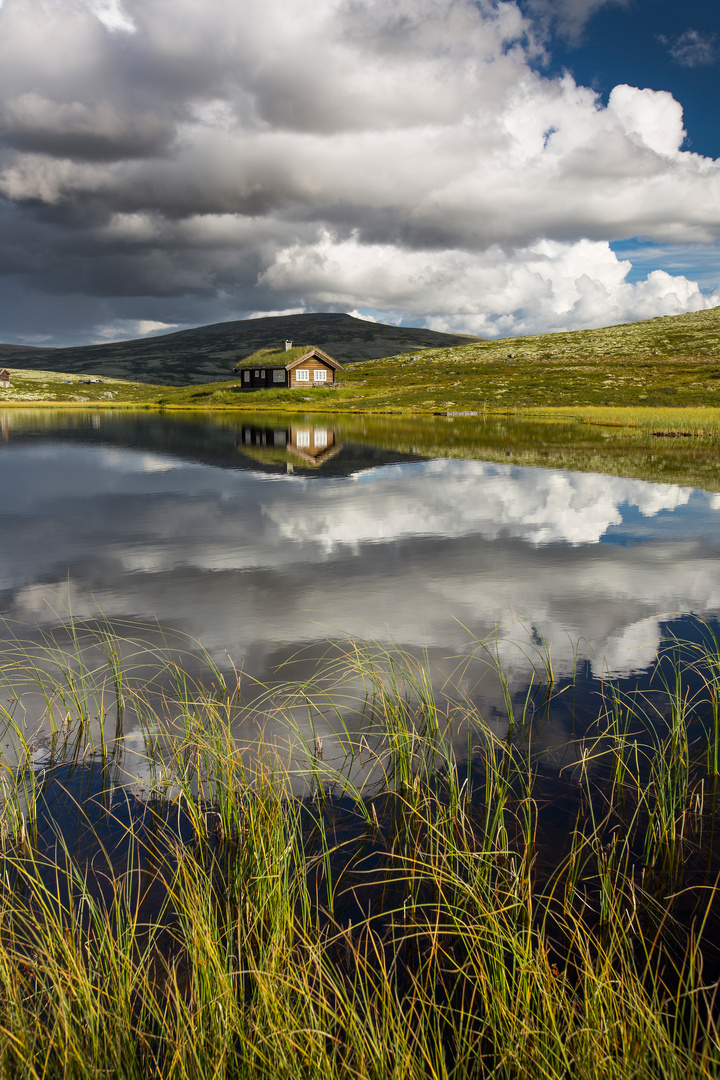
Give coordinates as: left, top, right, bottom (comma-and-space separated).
286, 352, 338, 389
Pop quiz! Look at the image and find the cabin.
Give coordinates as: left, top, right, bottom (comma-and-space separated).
233, 342, 342, 390
0, 370, 12, 389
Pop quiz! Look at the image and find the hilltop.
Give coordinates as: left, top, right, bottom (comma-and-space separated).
0, 312, 479, 386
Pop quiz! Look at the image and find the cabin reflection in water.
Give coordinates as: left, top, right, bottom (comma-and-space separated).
238, 424, 341, 468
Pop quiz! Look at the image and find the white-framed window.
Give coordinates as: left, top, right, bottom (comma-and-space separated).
273, 369, 285, 383
254, 370, 260, 377
260, 369, 265, 377
295, 369, 309, 382
243, 371, 249, 382
296, 430, 310, 448
314, 429, 328, 448
313, 368, 327, 383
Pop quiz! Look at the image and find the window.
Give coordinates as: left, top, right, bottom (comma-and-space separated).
314, 429, 328, 448
243, 371, 249, 382
273, 369, 285, 383
296, 430, 310, 448
313, 368, 327, 383
260, 370, 265, 377
254, 370, 260, 377
295, 369, 309, 382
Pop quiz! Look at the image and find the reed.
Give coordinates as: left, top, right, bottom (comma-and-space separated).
0, 620, 720, 1077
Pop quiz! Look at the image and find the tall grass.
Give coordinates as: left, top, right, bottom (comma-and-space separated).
0, 620, 720, 1077
547, 405, 720, 439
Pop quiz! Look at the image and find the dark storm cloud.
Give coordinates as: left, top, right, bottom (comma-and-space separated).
0, 97, 175, 162
0, 0, 718, 343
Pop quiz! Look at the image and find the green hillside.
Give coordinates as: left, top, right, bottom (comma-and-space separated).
1, 305, 719, 413
335, 304, 720, 411
159, 304, 720, 412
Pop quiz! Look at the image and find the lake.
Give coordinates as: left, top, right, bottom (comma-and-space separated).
2, 407, 720, 772
3, 407, 720, 1073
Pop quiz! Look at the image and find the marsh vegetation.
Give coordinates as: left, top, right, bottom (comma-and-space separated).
3, 620, 720, 1077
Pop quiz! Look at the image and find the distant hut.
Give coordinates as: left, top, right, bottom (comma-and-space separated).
0, 370, 12, 389
234, 346, 342, 390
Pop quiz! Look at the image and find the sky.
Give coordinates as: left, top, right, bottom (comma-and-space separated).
0, 0, 718, 346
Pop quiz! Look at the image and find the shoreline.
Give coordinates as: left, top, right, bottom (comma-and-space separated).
3, 397, 720, 429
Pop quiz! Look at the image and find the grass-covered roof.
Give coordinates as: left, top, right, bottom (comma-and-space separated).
234, 346, 315, 370
234, 345, 341, 370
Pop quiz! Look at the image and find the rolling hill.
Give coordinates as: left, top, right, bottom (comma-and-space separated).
0, 312, 479, 386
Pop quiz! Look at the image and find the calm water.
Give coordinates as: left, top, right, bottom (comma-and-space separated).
2, 408, 720, 768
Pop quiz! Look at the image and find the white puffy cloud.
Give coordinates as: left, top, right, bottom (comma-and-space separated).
0, 0, 717, 340
262, 233, 720, 335
606, 85, 686, 158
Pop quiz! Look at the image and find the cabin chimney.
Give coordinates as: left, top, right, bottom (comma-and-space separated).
284, 340, 293, 351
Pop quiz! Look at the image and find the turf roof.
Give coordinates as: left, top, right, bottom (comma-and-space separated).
234, 346, 317, 369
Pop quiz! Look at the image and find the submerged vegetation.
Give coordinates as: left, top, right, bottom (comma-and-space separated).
2, 620, 720, 1076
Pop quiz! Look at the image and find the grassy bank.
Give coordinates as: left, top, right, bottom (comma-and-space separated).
2, 622, 720, 1076
1, 306, 719, 414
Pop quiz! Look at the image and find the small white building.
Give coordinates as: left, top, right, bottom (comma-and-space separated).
0, 369, 12, 389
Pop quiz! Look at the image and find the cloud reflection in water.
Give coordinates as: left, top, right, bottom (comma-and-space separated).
1, 440, 719, 692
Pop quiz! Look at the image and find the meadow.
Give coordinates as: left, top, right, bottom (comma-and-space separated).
1, 305, 719, 416
2, 620, 720, 1077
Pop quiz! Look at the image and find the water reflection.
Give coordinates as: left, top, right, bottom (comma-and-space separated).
2, 409, 720, 775
238, 422, 341, 468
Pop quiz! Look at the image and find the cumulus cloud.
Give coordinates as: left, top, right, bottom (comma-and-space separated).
262, 233, 720, 336
0, 0, 717, 341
